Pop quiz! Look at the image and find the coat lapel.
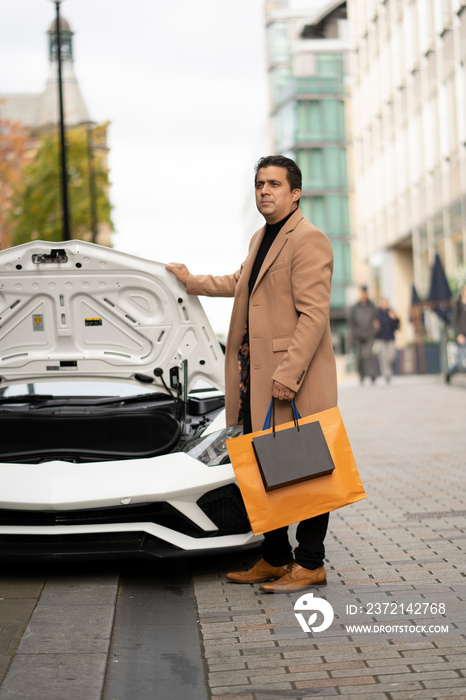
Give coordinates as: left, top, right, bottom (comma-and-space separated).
250, 209, 303, 296
235, 224, 266, 296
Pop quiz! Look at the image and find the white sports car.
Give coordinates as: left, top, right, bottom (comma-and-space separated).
0, 240, 261, 560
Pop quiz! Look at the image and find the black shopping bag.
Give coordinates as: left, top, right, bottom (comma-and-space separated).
251, 400, 335, 492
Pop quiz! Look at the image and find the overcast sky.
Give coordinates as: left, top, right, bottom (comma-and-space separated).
0, 0, 326, 335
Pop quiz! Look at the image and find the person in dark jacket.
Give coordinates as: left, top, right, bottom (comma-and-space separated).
349, 286, 380, 384
446, 285, 466, 383
377, 298, 400, 383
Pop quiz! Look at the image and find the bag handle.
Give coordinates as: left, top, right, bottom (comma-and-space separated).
262, 399, 301, 436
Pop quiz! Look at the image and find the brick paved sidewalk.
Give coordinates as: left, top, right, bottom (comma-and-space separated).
191, 375, 466, 700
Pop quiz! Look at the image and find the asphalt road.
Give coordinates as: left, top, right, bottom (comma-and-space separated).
0, 557, 218, 700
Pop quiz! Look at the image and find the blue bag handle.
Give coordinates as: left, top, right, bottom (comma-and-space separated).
262, 399, 301, 435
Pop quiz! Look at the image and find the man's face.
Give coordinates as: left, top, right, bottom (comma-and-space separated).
255, 166, 301, 224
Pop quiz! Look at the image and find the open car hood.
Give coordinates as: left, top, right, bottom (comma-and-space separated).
0, 240, 224, 393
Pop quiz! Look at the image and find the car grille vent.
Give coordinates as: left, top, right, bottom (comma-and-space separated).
0, 532, 179, 560
197, 484, 250, 534
0, 532, 144, 545
0, 503, 205, 537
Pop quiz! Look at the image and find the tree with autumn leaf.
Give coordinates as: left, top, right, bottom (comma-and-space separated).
8, 122, 113, 246
0, 117, 29, 249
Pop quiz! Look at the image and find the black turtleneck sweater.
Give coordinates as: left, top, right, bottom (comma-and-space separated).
248, 209, 296, 297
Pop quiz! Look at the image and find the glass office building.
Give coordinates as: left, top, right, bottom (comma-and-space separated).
265, 1, 354, 351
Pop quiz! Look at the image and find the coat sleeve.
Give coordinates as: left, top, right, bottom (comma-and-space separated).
186, 270, 241, 298
272, 227, 334, 393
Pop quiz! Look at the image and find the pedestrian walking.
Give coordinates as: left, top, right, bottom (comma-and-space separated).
376, 297, 400, 383
349, 286, 380, 384
166, 155, 337, 592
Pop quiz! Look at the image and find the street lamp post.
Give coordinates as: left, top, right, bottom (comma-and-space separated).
53, 0, 71, 241
86, 123, 98, 243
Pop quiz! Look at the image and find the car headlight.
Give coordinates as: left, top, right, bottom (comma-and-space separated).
186, 426, 243, 466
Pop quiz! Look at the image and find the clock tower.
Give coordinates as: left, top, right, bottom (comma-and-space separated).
48, 16, 74, 62
37, 16, 89, 127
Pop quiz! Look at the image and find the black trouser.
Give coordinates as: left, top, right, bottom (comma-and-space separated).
242, 392, 329, 570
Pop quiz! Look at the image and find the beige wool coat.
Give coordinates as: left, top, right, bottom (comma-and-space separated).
186, 208, 338, 431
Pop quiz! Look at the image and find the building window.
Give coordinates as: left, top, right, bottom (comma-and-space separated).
296, 100, 346, 142
326, 147, 347, 188
300, 148, 324, 188
326, 194, 350, 235
331, 240, 353, 293
298, 147, 348, 189
267, 21, 290, 65
300, 194, 350, 236
316, 53, 344, 82
301, 195, 325, 230
270, 65, 292, 106
300, 195, 352, 310
274, 102, 296, 152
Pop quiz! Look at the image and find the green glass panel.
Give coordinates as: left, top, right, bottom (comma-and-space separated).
296, 101, 321, 141
330, 287, 346, 308
299, 197, 312, 222
300, 195, 350, 235
268, 22, 290, 64
317, 54, 344, 82
296, 101, 345, 142
294, 76, 343, 94
299, 197, 352, 311
274, 102, 296, 152
322, 100, 346, 139
309, 149, 324, 187
331, 240, 352, 285
326, 195, 349, 234
272, 66, 292, 104
311, 197, 326, 230
296, 150, 310, 186
298, 148, 349, 190
326, 147, 347, 187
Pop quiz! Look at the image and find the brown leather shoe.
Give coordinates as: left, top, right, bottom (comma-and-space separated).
259, 562, 327, 593
226, 557, 290, 584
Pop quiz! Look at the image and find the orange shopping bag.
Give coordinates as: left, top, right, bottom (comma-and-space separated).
226, 404, 366, 535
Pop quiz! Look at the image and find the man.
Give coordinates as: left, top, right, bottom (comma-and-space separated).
166, 155, 337, 592
349, 286, 380, 384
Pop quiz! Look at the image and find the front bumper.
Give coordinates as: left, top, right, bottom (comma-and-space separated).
0, 527, 261, 561
0, 453, 261, 560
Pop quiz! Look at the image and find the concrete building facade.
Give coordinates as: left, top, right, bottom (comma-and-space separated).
348, 0, 466, 333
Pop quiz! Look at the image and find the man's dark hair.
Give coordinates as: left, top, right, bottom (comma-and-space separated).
254, 155, 302, 191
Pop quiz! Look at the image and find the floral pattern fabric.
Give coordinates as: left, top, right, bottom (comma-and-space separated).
237, 324, 250, 424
